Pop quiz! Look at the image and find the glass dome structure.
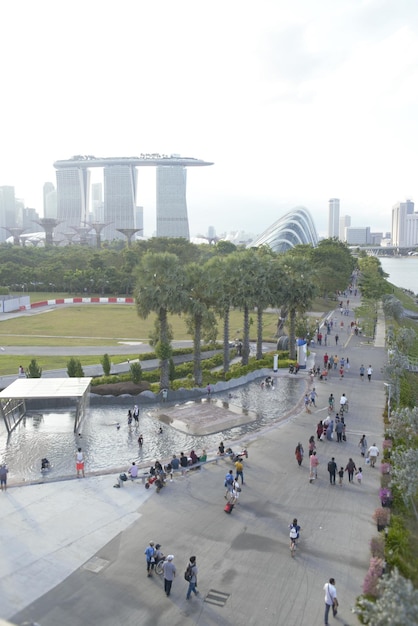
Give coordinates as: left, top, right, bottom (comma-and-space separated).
249, 206, 318, 253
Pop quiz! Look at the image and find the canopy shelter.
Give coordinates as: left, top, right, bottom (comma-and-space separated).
0, 378, 92, 435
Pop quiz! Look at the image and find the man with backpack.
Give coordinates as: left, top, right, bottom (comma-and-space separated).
185, 556, 198, 600
144, 541, 156, 577
224, 470, 234, 498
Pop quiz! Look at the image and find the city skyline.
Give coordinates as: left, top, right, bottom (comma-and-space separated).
0, 1, 417, 239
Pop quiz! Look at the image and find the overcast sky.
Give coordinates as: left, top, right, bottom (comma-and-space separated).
1, 0, 417, 239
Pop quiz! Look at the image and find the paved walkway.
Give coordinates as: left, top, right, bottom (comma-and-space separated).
1, 295, 389, 626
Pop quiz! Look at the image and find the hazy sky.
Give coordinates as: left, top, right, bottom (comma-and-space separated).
1, 0, 417, 238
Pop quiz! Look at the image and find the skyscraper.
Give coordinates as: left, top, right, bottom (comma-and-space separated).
156, 166, 189, 239
392, 199, 414, 247
43, 182, 57, 219
328, 198, 340, 238
103, 165, 137, 241
0, 186, 16, 242
56, 167, 90, 237
91, 183, 103, 221
339, 215, 351, 241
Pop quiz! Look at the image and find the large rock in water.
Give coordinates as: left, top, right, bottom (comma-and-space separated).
90, 381, 151, 396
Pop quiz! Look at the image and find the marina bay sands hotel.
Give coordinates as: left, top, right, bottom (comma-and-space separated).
53, 154, 213, 242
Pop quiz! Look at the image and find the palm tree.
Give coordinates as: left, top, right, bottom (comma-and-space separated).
184, 262, 217, 386
134, 251, 187, 390
228, 249, 262, 366
205, 255, 235, 375
279, 254, 318, 360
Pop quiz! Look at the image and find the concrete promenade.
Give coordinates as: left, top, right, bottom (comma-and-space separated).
2, 299, 389, 626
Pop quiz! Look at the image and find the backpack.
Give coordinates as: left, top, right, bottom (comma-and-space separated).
328, 461, 335, 472
225, 474, 233, 486
184, 564, 193, 582
289, 527, 298, 539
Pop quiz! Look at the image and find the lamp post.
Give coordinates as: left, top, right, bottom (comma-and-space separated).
383, 383, 391, 418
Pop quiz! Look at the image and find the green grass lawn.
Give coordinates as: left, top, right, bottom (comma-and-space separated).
0, 291, 342, 378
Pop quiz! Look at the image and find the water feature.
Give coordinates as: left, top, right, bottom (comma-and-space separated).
379, 256, 418, 293
0, 376, 305, 483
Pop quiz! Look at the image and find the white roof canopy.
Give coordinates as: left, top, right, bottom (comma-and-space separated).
0, 378, 92, 399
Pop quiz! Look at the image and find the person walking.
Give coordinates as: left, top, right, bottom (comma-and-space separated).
185, 556, 199, 600
309, 451, 319, 483
133, 405, 139, 424
144, 541, 156, 577
162, 555, 176, 597
310, 387, 318, 407
367, 443, 380, 467
335, 334, 339, 346
359, 364, 365, 381
76, 447, 85, 478
327, 457, 337, 485
0, 463, 8, 492
308, 435, 316, 456
326, 419, 334, 441
317, 421, 324, 441
358, 434, 368, 457
338, 466, 344, 486
224, 469, 234, 498
367, 365, 373, 382
295, 442, 304, 466
324, 577, 338, 625
335, 419, 344, 443
345, 458, 357, 483
234, 457, 244, 484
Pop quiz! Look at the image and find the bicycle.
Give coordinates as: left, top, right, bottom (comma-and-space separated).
155, 557, 166, 576
339, 402, 349, 417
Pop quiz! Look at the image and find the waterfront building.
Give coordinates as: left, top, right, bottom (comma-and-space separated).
345, 226, 371, 245
250, 206, 318, 253
0, 186, 17, 242
156, 166, 189, 239
392, 199, 415, 247
43, 183, 56, 219
135, 205, 144, 236
102, 165, 137, 241
91, 183, 103, 222
54, 155, 212, 243
328, 198, 340, 238
339, 214, 351, 241
56, 167, 90, 239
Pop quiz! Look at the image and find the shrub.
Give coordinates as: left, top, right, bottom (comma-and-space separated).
385, 515, 409, 566
101, 353, 111, 376
129, 362, 142, 384
67, 358, 84, 377
362, 556, 385, 597
370, 535, 385, 559
373, 507, 390, 528
380, 474, 391, 488
26, 358, 42, 378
